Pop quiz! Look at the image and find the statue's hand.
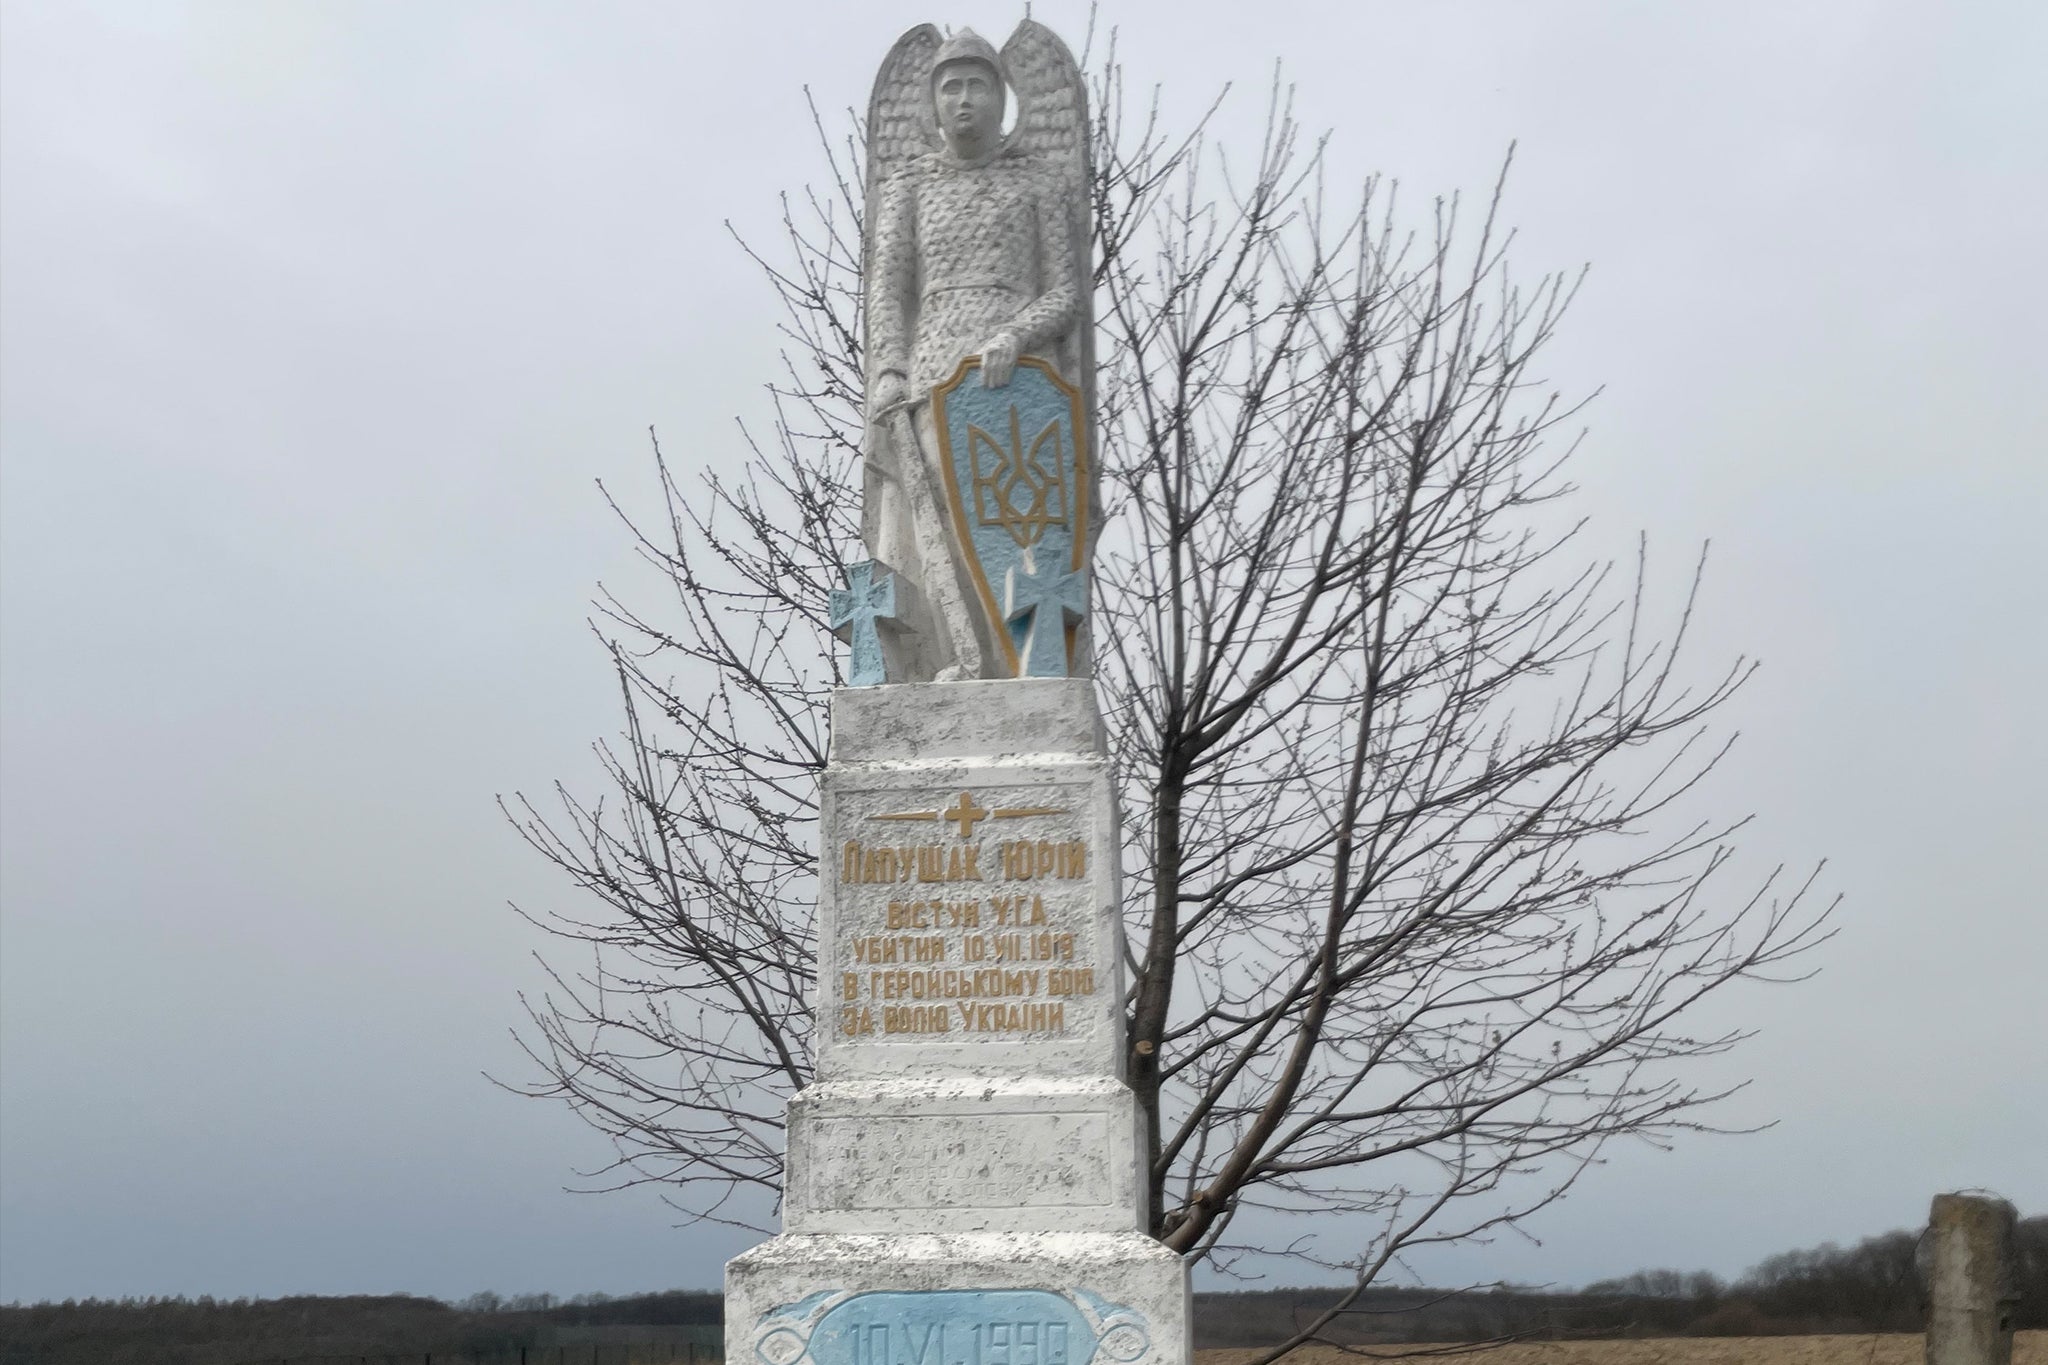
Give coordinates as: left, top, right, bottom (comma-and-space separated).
979, 333, 1019, 388
871, 370, 909, 415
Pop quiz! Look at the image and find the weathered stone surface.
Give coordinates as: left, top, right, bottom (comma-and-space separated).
1926, 1192, 2019, 1365
829, 676, 1105, 763
784, 1077, 1147, 1236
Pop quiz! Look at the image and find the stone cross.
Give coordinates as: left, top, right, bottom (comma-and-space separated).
1005, 558, 1088, 678
829, 560, 905, 688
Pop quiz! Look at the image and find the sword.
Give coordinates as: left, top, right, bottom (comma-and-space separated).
870, 396, 983, 679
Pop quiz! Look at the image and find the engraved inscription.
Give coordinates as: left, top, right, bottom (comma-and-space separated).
832, 783, 1101, 1043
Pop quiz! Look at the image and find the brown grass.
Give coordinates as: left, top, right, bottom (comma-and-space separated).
1199, 1332, 2047, 1365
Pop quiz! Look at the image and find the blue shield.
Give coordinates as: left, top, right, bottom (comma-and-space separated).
932, 357, 1090, 678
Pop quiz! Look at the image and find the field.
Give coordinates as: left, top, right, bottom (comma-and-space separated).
1200, 1333, 2048, 1365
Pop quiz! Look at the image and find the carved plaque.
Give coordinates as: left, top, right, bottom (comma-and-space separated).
829, 779, 1102, 1046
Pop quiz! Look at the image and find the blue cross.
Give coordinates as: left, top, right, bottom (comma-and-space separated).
829, 561, 900, 687
1005, 558, 1088, 678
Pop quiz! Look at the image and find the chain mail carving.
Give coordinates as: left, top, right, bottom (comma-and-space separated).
859, 21, 1094, 683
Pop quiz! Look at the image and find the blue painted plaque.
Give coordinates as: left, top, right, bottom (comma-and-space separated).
931, 357, 1091, 679
755, 1289, 1149, 1365
814, 1290, 1087, 1365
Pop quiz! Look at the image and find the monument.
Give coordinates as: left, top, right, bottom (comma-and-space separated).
726, 20, 1193, 1365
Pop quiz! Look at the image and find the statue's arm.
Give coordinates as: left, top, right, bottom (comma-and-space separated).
1000, 174, 1083, 358
869, 172, 916, 390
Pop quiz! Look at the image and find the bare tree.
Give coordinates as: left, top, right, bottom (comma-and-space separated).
501, 52, 1832, 1356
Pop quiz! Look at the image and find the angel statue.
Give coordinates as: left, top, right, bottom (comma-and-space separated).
829, 21, 1095, 685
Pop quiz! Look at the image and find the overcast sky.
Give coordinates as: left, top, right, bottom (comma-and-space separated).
2, 0, 2043, 1307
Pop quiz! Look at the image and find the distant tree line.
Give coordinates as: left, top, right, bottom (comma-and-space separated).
0, 1291, 718, 1365
1198, 1215, 2047, 1346
447, 1290, 719, 1327
3, 1218, 2040, 1360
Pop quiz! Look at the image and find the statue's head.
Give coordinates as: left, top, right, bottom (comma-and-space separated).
930, 28, 1006, 156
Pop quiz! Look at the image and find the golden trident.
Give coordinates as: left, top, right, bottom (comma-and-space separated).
968, 406, 1071, 549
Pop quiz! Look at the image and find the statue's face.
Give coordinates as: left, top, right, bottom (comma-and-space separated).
934, 59, 1004, 150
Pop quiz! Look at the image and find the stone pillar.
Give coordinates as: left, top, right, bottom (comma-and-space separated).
1925, 1192, 2018, 1365
726, 678, 1191, 1365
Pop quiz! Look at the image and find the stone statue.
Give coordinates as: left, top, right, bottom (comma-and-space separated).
837, 21, 1094, 685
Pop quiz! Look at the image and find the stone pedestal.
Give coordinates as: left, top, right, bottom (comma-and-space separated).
726, 679, 1190, 1365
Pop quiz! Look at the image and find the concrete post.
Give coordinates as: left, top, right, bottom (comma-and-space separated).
1925, 1192, 2019, 1365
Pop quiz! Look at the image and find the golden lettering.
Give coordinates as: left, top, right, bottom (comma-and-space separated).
841, 841, 988, 885
882, 1004, 951, 1034
856, 933, 948, 964
1047, 967, 1096, 996
988, 894, 1048, 927
999, 838, 1088, 881
867, 967, 1042, 1002
977, 930, 1076, 963
953, 1000, 1066, 1032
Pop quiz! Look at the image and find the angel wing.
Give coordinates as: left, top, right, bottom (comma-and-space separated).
1002, 20, 1098, 675
1001, 20, 1089, 192
1001, 20, 1093, 408
859, 26, 940, 564
863, 25, 940, 264
862, 24, 941, 390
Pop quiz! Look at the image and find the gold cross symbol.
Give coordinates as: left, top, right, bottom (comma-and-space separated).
942, 790, 990, 840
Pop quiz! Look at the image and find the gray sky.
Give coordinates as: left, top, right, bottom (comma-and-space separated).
2, 0, 2043, 1306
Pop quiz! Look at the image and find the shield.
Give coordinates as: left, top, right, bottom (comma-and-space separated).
932, 355, 1090, 678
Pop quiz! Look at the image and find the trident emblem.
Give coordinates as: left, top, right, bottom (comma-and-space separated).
969, 406, 1071, 549
933, 356, 1091, 678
